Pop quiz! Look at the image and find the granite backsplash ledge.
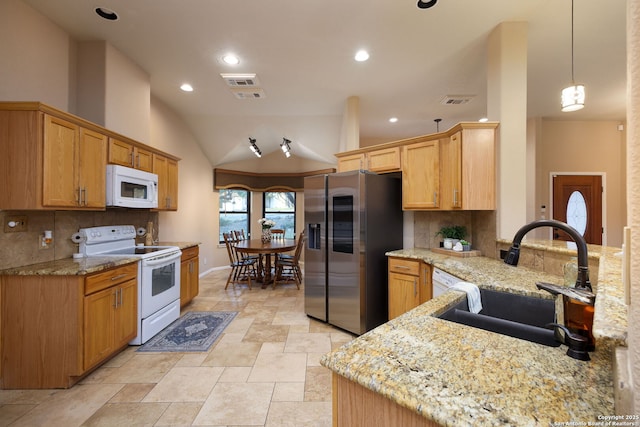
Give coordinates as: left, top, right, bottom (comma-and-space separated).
0, 209, 159, 270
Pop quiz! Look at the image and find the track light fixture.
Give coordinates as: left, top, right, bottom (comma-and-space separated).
248, 137, 262, 158
281, 138, 292, 158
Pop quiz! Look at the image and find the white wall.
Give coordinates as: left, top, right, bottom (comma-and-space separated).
150, 96, 218, 272
0, 0, 74, 110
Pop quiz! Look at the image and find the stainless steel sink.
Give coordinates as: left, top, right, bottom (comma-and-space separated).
437, 289, 561, 347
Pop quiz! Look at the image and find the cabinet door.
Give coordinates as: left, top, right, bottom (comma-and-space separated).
337, 153, 365, 172
440, 133, 462, 209
108, 138, 134, 167
402, 140, 440, 209
419, 263, 432, 304
78, 128, 107, 208
42, 114, 78, 207
84, 287, 116, 370
166, 158, 179, 210
388, 272, 419, 320
135, 147, 153, 172
367, 147, 401, 173
460, 128, 496, 210
114, 279, 138, 347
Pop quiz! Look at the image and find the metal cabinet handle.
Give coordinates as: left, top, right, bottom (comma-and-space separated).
111, 273, 128, 281
113, 289, 118, 308
433, 192, 437, 206
395, 265, 410, 270
119, 287, 123, 306
414, 278, 417, 297
453, 189, 458, 206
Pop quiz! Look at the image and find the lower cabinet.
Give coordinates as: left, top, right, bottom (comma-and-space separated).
180, 245, 200, 307
332, 374, 440, 427
388, 257, 432, 320
84, 276, 137, 371
0, 262, 138, 389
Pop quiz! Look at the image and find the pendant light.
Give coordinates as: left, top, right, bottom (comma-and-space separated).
561, 0, 585, 112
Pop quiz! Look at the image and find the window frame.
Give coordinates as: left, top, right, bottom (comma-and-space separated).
219, 188, 250, 243
262, 191, 296, 239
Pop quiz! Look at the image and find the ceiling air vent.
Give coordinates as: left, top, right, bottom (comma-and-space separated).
440, 95, 475, 105
231, 88, 266, 99
220, 73, 260, 87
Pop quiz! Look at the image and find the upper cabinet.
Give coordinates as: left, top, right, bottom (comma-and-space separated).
440, 129, 496, 210
336, 147, 401, 173
42, 115, 107, 209
0, 102, 180, 211
153, 154, 178, 211
334, 122, 498, 211
337, 153, 365, 172
108, 138, 153, 172
402, 140, 440, 209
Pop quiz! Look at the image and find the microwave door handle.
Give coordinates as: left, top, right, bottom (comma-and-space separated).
151, 181, 158, 205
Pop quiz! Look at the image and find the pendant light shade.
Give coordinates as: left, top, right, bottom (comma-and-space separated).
561, 84, 585, 112
561, 0, 585, 112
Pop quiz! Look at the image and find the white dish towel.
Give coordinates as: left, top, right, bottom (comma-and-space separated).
449, 282, 483, 314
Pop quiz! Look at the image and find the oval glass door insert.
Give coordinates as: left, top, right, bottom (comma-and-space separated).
566, 191, 587, 235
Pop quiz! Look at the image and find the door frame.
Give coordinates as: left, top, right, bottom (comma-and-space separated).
548, 172, 607, 246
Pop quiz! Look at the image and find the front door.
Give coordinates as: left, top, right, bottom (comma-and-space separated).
552, 174, 602, 245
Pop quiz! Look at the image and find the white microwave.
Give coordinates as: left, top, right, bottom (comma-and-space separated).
106, 165, 158, 208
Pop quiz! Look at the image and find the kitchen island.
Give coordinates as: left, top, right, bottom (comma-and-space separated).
321, 243, 626, 426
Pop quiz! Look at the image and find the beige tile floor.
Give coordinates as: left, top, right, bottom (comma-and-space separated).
0, 268, 354, 426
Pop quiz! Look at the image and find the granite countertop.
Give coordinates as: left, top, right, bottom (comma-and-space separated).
0, 242, 200, 276
321, 243, 625, 426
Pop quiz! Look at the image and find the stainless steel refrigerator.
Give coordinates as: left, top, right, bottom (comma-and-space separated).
304, 170, 403, 335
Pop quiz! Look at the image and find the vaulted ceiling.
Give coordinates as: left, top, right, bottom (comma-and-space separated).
24, 0, 627, 165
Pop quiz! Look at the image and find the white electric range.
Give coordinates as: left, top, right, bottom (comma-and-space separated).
78, 225, 182, 345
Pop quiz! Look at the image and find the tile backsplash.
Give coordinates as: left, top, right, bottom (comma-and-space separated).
0, 210, 159, 270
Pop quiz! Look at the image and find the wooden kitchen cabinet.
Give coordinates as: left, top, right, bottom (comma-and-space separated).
440, 129, 496, 210
367, 146, 401, 173
0, 108, 106, 210
108, 138, 153, 172
0, 102, 180, 211
337, 153, 365, 172
402, 140, 440, 210
43, 115, 107, 209
0, 262, 138, 389
180, 245, 200, 307
388, 258, 432, 320
84, 263, 138, 371
153, 153, 179, 210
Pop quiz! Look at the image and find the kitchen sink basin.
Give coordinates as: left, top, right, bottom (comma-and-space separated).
437, 289, 561, 347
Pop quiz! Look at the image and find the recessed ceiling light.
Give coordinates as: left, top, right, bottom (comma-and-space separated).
354, 50, 370, 62
222, 54, 240, 65
95, 7, 119, 21
478, 117, 489, 122
180, 83, 194, 92
389, 117, 398, 123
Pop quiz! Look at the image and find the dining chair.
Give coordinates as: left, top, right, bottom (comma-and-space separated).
223, 232, 256, 290
273, 232, 305, 289
277, 229, 304, 263
270, 228, 285, 240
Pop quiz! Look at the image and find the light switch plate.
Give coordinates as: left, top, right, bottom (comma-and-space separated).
4, 215, 28, 233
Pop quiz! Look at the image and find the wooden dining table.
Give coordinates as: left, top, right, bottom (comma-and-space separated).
234, 238, 297, 288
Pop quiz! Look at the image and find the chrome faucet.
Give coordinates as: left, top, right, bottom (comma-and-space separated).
503, 219, 591, 291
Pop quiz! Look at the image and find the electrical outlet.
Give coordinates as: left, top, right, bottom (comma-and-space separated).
4, 215, 28, 233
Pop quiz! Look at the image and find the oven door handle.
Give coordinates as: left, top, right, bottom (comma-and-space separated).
143, 251, 182, 266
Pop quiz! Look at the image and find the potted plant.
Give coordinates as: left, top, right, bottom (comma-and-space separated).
459, 239, 471, 251
436, 225, 467, 249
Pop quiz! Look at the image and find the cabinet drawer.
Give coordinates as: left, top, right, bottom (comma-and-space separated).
85, 263, 138, 296
388, 258, 420, 276
181, 246, 199, 261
